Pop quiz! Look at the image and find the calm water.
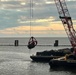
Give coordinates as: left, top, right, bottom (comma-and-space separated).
0, 37, 75, 75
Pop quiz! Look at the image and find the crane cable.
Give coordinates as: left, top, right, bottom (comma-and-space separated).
30, 0, 33, 36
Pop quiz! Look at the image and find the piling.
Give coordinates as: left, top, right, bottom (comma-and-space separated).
54, 40, 59, 47
14, 40, 19, 46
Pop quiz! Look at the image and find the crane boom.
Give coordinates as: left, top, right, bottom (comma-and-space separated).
54, 0, 76, 54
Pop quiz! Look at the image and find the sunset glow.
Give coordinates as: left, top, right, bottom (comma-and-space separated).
0, 0, 75, 37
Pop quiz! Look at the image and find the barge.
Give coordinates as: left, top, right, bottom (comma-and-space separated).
49, 54, 76, 68
30, 48, 72, 62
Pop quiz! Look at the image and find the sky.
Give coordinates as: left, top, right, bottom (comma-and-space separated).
0, 0, 76, 37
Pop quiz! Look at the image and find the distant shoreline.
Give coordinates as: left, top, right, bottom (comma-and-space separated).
0, 37, 68, 39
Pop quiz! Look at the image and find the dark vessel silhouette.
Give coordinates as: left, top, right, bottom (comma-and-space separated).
30, 48, 72, 62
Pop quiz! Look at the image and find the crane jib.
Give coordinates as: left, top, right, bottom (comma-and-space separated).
54, 0, 76, 54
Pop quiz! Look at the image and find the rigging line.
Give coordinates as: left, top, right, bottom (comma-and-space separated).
30, 0, 33, 36
31, 0, 34, 35
30, 0, 32, 36
31, 0, 33, 19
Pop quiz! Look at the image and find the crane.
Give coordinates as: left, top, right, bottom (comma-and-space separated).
54, 0, 76, 54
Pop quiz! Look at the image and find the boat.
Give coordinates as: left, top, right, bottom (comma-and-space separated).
49, 54, 76, 68
30, 48, 72, 62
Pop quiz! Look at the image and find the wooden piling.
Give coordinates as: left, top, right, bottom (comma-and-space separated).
14, 40, 19, 46
54, 40, 59, 47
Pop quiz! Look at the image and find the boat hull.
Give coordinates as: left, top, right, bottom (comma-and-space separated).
49, 59, 76, 68
30, 56, 60, 62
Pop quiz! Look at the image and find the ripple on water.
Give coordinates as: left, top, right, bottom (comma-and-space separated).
0, 60, 31, 75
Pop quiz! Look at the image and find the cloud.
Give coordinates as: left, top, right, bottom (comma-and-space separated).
0, 17, 76, 37
0, 19, 66, 36
0, 0, 75, 37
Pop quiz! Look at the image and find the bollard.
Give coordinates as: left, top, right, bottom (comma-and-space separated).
54, 40, 59, 47
14, 40, 19, 46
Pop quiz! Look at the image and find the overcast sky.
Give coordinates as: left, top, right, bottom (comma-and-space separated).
0, 0, 76, 37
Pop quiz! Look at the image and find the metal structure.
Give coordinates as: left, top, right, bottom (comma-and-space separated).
54, 0, 76, 53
